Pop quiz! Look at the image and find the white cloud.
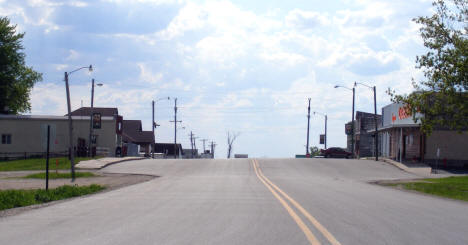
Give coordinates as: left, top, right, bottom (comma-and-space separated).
65, 50, 80, 61
285, 9, 330, 29
137, 63, 163, 84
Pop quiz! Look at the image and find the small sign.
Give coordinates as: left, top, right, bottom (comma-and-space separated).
345, 123, 353, 135
93, 113, 101, 129
319, 134, 325, 144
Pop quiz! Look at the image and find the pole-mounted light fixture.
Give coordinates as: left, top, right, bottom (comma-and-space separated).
65, 64, 93, 182
335, 83, 355, 158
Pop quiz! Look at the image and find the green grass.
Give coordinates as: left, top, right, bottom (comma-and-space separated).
0, 184, 105, 211
0, 157, 99, 171
23, 172, 96, 179
398, 176, 468, 201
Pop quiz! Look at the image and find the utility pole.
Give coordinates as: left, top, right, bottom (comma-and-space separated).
193, 136, 198, 158
170, 98, 181, 159
373, 86, 379, 161
201, 139, 208, 153
64, 72, 76, 181
152, 100, 155, 159
189, 131, 194, 158
352, 87, 355, 158
324, 114, 327, 149
306, 98, 311, 156
210, 141, 216, 159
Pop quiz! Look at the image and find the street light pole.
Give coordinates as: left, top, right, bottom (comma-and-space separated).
354, 82, 379, 161
64, 72, 74, 181
313, 111, 327, 149
373, 86, 378, 161
334, 84, 355, 158
88, 79, 102, 158
306, 98, 311, 155
151, 97, 170, 159
64, 65, 92, 182
325, 114, 327, 149
152, 100, 155, 159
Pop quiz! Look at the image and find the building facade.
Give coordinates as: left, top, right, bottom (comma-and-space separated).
122, 120, 153, 156
345, 111, 382, 158
377, 103, 468, 168
0, 113, 123, 159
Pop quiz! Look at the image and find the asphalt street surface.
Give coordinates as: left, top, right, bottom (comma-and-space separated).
0, 158, 467, 245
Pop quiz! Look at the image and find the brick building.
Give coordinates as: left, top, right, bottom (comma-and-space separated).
345, 111, 382, 158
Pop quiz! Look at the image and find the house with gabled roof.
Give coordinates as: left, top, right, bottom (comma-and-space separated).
122, 120, 153, 156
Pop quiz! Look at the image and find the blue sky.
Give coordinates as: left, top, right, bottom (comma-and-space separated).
1, 0, 433, 158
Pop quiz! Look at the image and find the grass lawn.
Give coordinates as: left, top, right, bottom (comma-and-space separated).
0, 184, 105, 211
394, 176, 468, 201
0, 157, 99, 171
23, 172, 96, 179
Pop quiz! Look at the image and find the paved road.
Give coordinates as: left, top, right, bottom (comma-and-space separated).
0, 158, 467, 244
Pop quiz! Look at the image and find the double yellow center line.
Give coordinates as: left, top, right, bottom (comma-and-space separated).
251, 159, 341, 245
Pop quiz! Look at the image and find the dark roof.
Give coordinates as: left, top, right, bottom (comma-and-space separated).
154, 143, 182, 155
122, 120, 153, 144
123, 120, 142, 132
67, 107, 119, 117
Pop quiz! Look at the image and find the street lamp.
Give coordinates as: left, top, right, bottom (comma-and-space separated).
334, 84, 355, 158
88, 79, 103, 157
354, 82, 379, 161
152, 97, 170, 158
65, 65, 93, 181
313, 111, 327, 149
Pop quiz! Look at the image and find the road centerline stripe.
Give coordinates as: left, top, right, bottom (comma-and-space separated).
251, 159, 321, 245
254, 159, 342, 245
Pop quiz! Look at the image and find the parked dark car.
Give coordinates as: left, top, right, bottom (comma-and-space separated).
320, 147, 352, 158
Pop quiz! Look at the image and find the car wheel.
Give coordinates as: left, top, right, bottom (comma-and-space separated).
325, 154, 329, 158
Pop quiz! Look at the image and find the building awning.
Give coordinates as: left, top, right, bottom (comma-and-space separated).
367, 123, 420, 133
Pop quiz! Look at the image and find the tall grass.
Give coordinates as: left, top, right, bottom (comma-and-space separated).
0, 185, 105, 211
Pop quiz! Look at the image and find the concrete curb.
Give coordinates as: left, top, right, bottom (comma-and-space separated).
76, 157, 145, 170
376, 157, 432, 177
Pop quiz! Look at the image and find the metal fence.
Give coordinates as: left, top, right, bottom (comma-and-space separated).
0, 151, 69, 161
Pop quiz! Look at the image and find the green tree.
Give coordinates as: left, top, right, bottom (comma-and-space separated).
0, 16, 42, 114
389, 0, 467, 134
309, 146, 321, 157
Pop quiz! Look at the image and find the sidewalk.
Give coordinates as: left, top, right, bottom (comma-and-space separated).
76, 157, 145, 170
379, 157, 433, 177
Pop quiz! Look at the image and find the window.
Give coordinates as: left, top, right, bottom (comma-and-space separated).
1, 134, 12, 144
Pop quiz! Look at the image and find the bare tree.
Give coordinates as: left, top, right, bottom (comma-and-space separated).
226, 131, 240, 158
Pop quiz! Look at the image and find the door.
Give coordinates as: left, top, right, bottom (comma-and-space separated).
402, 135, 407, 159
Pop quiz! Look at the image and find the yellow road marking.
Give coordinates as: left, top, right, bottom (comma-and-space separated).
251, 159, 321, 245
254, 159, 342, 245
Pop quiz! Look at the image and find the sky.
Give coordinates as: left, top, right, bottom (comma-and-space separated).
1, 0, 434, 158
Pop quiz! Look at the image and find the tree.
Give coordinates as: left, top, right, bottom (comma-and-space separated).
309, 146, 321, 157
0, 16, 42, 114
226, 131, 240, 158
388, 0, 467, 134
